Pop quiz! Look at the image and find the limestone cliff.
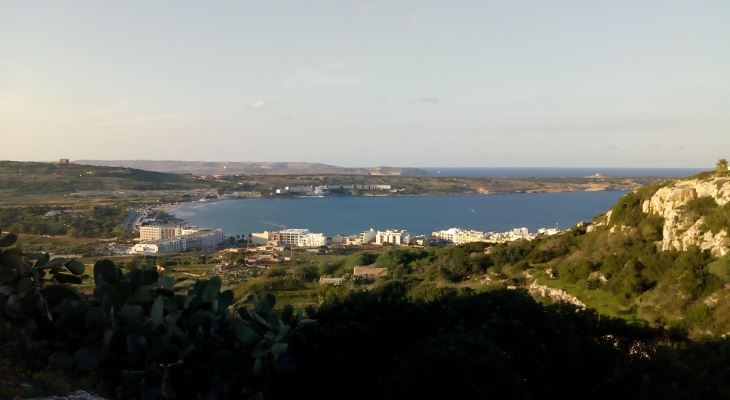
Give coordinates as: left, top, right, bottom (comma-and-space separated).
641, 176, 730, 256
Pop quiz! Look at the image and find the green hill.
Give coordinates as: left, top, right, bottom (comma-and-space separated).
0, 160, 199, 196
485, 170, 730, 338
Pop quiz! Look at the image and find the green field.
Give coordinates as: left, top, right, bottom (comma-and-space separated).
533, 270, 643, 323
708, 254, 730, 282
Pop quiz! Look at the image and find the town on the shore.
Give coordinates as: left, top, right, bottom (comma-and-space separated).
127, 218, 562, 256
205, 182, 404, 201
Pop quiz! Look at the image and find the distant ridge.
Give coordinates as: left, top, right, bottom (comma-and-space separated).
75, 160, 430, 176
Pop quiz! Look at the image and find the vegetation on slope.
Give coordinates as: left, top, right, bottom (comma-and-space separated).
227, 169, 729, 338
472, 171, 730, 337
0, 161, 197, 196
0, 204, 131, 238
5, 230, 730, 399
0, 230, 305, 399
682, 197, 730, 234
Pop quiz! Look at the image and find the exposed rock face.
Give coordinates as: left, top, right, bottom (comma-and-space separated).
643, 178, 730, 216
642, 177, 730, 256
528, 281, 586, 309
587, 210, 611, 233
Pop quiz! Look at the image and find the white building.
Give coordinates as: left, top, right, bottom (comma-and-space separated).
486, 227, 535, 243
371, 184, 392, 190
267, 228, 327, 247
275, 186, 313, 195
432, 228, 490, 245
128, 243, 161, 254
180, 226, 201, 236
432, 228, 458, 243
251, 231, 272, 245
343, 229, 376, 245
272, 228, 310, 246
359, 229, 377, 244
352, 184, 392, 191
511, 227, 529, 239
139, 225, 179, 241
130, 229, 223, 255
297, 232, 327, 248
276, 183, 392, 195
375, 229, 412, 246
139, 225, 200, 241
537, 227, 560, 236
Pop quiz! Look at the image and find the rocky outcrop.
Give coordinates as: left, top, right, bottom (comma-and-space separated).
587, 211, 611, 233
642, 177, 730, 256
643, 178, 730, 216
528, 281, 586, 309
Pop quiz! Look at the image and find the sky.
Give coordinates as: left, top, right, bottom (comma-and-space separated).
1, 1, 729, 168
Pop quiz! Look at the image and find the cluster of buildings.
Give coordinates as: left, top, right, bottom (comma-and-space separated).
275, 184, 392, 196
333, 229, 377, 246
374, 229, 413, 245
251, 229, 328, 248
332, 228, 419, 246
129, 224, 224, 255
126, 221, 561, 256
431, 228, 489, 245
249, 228, 422, 248
432, 226, 561, 245
248, 226, 559, 249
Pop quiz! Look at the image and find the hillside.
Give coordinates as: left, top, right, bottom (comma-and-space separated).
3, 171, 730, 397
497, 169, 730, 337
641, 175, 730, 256
75, 160, 430, 176
0, 161, 199, 197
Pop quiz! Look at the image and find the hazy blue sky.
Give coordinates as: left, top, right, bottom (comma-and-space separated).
1, 1, 728, 167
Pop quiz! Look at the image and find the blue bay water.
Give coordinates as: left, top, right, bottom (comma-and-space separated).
422, 167, 704, 177
171, 191, 626, 237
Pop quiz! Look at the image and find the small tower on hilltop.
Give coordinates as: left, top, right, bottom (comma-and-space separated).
58, 158, 70, 167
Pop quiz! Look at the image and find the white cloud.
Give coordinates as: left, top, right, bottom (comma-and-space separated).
248, 99, 269, 110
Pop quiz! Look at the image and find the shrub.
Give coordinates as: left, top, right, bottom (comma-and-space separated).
703, 203, 730, 234
318, 259, 345, 276
556, 260, 592, 284
0, 230, 308, 399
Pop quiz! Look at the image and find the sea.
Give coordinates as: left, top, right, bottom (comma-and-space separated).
421, 167, 704, 178
171, 191, 627, 237
170, 168, 706, 236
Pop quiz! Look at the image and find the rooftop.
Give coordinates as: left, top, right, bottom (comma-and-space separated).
280, 228, 310, 234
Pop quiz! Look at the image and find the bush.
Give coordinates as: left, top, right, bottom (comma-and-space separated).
318, 259, 345, 276
0, 230, 307, 399
375, 249, 425, 272
556, 260, 593, 284
292, 264, 319, 281
610, 192, 645, 227
703, 202, 730, 234
610, 184, 663, 228
344, 252, 378, 268
489, 240, 533, 267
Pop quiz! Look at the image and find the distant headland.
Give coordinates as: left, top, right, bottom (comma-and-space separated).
74, 160, 430, 176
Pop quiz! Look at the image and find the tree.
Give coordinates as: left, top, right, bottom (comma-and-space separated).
717, 159, 728, 175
